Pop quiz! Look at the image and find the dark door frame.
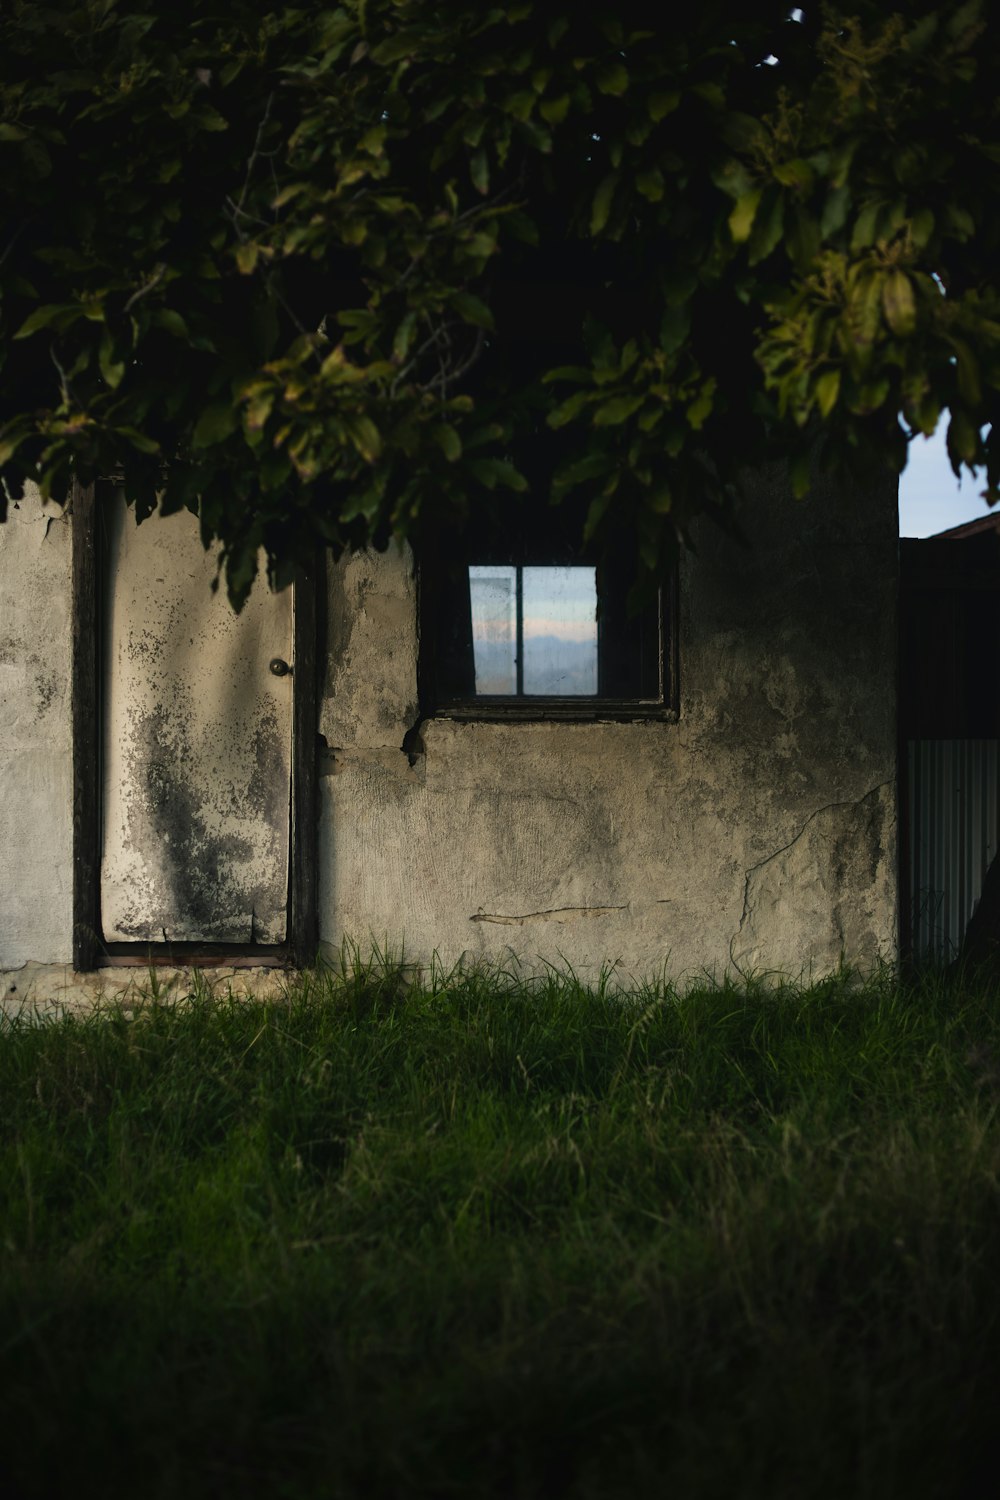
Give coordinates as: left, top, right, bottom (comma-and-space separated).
71, 479, 319, 971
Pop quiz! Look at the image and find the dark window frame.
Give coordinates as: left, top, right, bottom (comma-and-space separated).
417, 520, 679, 723
71, 478, 320, 971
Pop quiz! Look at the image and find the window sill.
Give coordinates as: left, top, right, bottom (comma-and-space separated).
425, 700, 679, 724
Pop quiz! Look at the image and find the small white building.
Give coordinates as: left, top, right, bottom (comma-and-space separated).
1, 464, 898, 1004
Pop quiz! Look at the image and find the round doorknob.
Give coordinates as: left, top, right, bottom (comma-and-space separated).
269, 657, 292, 677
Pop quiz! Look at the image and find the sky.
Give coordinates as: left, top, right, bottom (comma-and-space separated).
898, 423, 991, 537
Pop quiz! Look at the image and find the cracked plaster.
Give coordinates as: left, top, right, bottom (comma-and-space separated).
1, 465, 899, 999
318, 464, 898, 985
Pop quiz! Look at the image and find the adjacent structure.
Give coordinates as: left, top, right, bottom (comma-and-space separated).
900, 514, 1000, 963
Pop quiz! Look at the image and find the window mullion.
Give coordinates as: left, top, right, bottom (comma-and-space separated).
516, 565, 524, 697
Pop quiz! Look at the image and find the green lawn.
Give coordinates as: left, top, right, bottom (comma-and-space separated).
2, 956, 999, 1498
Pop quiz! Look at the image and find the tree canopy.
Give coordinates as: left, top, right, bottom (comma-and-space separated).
0, 1, 997, 600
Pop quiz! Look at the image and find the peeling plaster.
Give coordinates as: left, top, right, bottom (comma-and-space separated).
317, 462, 899, 984
730, 781, 896, 978
100, 496, 293, 943
1, 463, 899, 993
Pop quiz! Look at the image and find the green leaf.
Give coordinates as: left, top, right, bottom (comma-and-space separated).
846, 271, 883, 360
947, 408, 978, 466
729, 188, 762, 244
686, 381, 715, 430
787, 209, 820, 268
470, 149, 489, 195
547, 391, 593, 428
552, 450, 614, 497
235, 242, 259, 275
851, 202, 881, 251
393, 311, 419, 360
659, 301, 691, 356
945, 204, 975, 241
272, 182, 308, 209
542, 365, 592, 384
152, 308, 191, 341
593, 394, 643, 426
430, 422, 461, 461
345, 414, 382, 462
463, 117, 487, 149
648, 91, 680, 122
321, 343, 364, 379
904, 13, 939, 52
99, 334, 125, 390
194, 107, 229, 132
852, 376, 890, 414
0, 424, 29, 465
243, 387, 276, 432
635, 167, 664, 203
773, 159, 815, 193
790, 451, 811, 498
370, 30, 424, 64
467, 457, 527, 491
590, 172, 618, 236
583, 491, 613, 540
748, 188, 784, 265
0, 123, 28, 142
359, 123, 388, 155
192, 402, 238, 448
596, 60, 628, 96
947, 0, 983, 42
12, 303, 79, 339
116, 426, 160, 455
451, 291, 494, 329
820, 184, 851, 239
952, 338, 982, 407
815, 368, 841, 418
713, 158, 753, 202
881, 269, 916, 336
504, 90, 535, 122
910, 207, 935, 250
540, 94, 570, 125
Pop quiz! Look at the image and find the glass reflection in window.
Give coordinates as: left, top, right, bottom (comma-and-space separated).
468, 565, 517, 694
469, 564, 598, 696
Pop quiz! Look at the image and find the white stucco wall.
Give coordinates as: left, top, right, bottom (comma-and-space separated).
318, 465, 898, 984
0, 484, 74, 968
1, 463, 898, 996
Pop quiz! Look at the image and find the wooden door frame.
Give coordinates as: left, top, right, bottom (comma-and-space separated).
71, 479, 319, 971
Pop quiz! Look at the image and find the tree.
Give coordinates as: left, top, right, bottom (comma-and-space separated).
0, 0, 997, 605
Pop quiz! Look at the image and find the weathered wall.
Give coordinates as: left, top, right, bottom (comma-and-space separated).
1, 464, 898, 994
318, 467, 898, 984
0, 484, 74, 969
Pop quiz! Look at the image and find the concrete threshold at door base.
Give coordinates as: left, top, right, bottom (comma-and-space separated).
1, 963, 297, 1022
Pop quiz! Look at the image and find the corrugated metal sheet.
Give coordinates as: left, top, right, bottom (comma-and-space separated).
909, 739, 1000, 963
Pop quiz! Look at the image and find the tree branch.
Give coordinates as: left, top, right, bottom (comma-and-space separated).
236, 91, 276, 217
124, 263, 167, 312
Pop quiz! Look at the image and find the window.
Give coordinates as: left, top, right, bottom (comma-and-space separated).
469, 564, 598, 695
418, 505, 676, 719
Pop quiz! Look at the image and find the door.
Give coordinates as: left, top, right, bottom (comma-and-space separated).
72, 483, 316, 967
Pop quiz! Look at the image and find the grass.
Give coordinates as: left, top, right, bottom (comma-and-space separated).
2, 953, 1000, 1499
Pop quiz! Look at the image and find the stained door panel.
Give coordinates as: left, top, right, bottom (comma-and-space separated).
100, 496, 293, 943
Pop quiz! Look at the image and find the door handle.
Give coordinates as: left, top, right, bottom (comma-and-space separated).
269, 658, 293, 677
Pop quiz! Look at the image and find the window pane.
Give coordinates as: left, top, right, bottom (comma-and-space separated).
469, 565, 517, 694
522, 565, 597, 695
